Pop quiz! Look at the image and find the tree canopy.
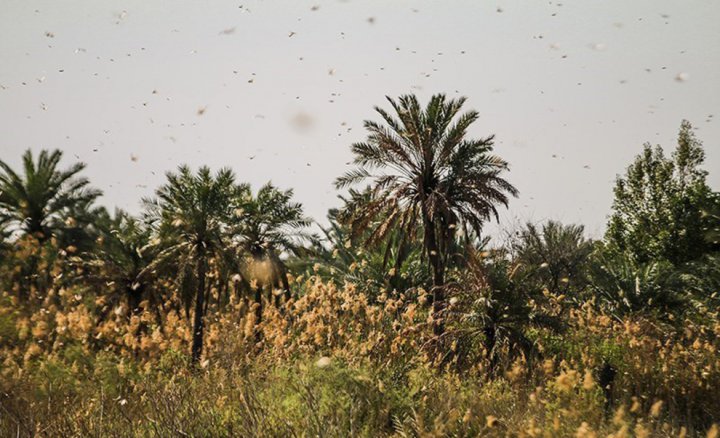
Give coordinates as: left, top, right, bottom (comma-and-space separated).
606, 121, 718, 266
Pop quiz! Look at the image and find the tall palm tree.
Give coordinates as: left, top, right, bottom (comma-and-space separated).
231, 183, 315, 316
143, 165, 237, 365
335, 94, 518, 334
0, 149, 101, 241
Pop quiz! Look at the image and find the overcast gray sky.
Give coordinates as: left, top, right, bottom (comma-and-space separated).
1, 0, 719, 240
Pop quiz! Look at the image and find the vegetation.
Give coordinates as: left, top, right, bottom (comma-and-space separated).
336, 94, 518, 335
0, 149, 101, 243
143, 165, 239, 364
606, 120, 717, 266
0, 95, 718, 437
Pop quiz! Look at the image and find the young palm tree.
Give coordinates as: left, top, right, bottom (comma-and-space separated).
0, 149, 101, 241
230, 183, 315, 316
84, 208, 154, 319
512, 221, 593, 296
305, 208, 429, 301
336, 94, 518, 334
143, 165, 237, 365
589, 251, 689, 319
447, 249, 562, 373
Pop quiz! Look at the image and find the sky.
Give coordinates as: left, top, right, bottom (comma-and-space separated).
1, 0, 719, 241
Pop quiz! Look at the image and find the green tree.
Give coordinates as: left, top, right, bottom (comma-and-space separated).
144, 165, 238, 365
336, 94, 517, 335
230, 182, 315, 320
512, 221, 593, 296
606, 121, 716, 266
0, 149, 101, 295
0, 149, 100, 242
305, 208, 429, 301
84, 209, 154, 320
589, 250, 688, 318
447, 248, 562, 373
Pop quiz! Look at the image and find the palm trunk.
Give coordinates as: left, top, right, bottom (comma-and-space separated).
265, 251, 290, 306
390, 233, 409, 291
484, 324, 497, 374
599, 362, 617, 414
127, 284, 144, 318
127, 283, 146, 353
154, 299, 165, 330
253, 284, 263, 344
282, 272, 291, 301
232, 274, 251, 317
203, 282, 211, 316
219, 279, 228, 308
423, 220, 446, 336
278, 267, 291, 306
27, 218, 48, 242
191, 253, 206, 365
250, 253, 266, 332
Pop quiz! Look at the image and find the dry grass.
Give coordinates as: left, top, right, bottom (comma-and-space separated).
1, 271, 719, 436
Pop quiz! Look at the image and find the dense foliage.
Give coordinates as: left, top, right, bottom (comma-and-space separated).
606, 121, 718, 266
1, 96, 718, 437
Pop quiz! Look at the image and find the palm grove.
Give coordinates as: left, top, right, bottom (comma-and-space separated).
1, 94, 720, 432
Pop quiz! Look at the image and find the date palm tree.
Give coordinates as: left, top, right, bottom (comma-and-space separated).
0, 149, 100, 296
336, 94, 517, 335
231, 183, 315, 319
512, 221, 593, 296
143, 165, 237, 365
589, 251, 688, 319
0, 149, 100, 241
447, 248, 562, 373
84, 208, 154, 319
305, 207, 428, 301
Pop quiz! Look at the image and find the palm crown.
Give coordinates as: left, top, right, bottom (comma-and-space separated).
0, 149, 101, 241
231, 183, 315, 258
